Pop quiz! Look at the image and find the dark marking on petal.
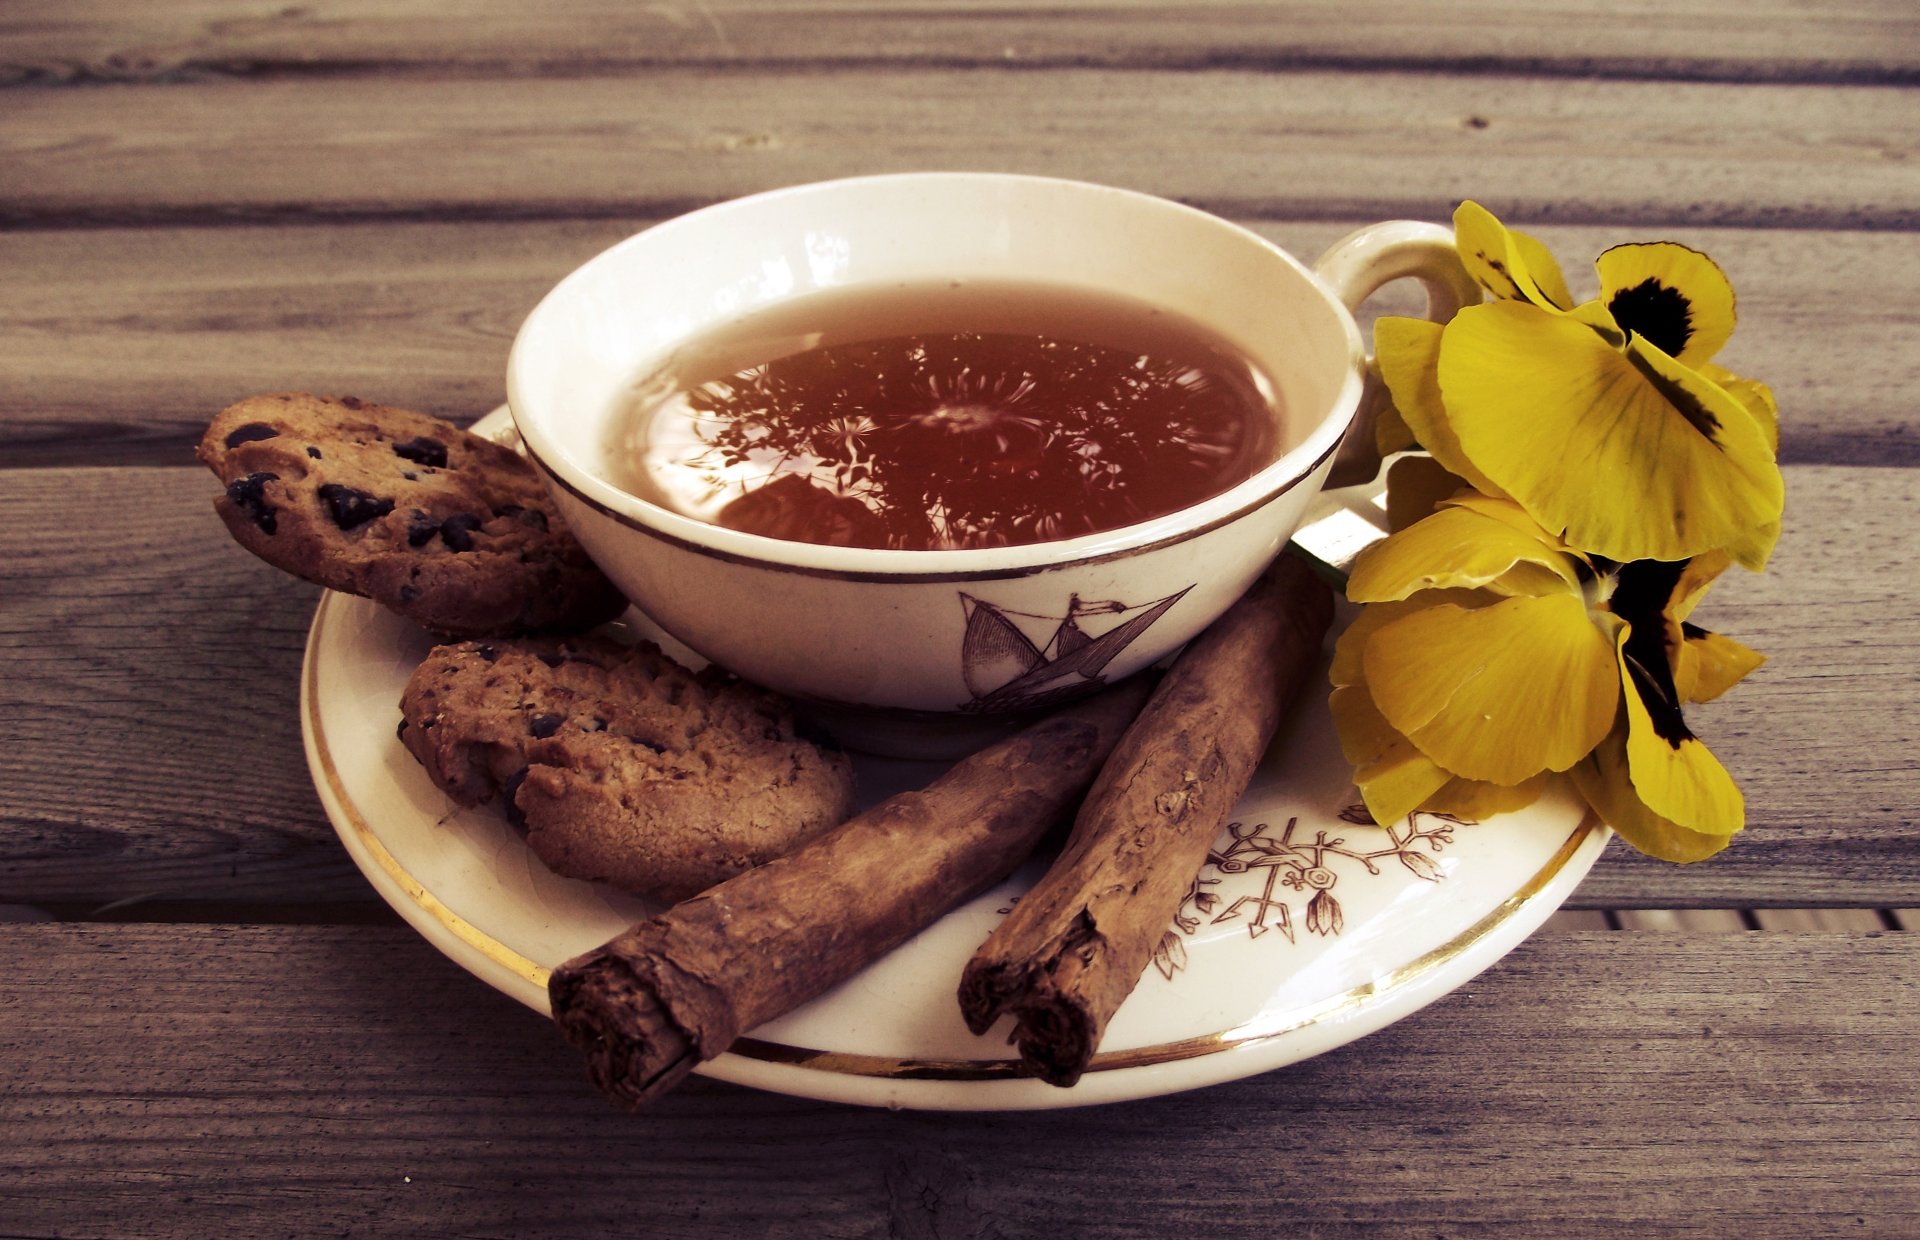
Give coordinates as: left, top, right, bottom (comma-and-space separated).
1626, 349, 1721, 443
222, 422, 280, 448
392, 436, 449, 469
316, 483, 394, 530
225, 472, 280, 533
1610, 559, 1694, 749
1609, 278, 1694, 360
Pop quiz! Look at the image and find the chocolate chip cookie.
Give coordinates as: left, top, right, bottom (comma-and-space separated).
197, 392, 627, 638
397, 635, 858, 903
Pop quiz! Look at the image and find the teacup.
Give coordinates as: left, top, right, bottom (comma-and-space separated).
506, 173, 1475, 757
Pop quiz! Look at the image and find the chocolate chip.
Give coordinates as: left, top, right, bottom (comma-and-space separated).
340, 395, 366, 410
392, 436, 449, 469
537, 652, 566, 668
306, 446, 323, 459
398, 585, 420, 603
225, 472, 280, 533
316, 483, 394, 530
529, 712, 565, 739
791, 714, 844, 753
405, 510, 440, 547
494, 504, 549, 531
475, 644, 499, 662
439, 512, 483, 551
223, 422, 280, 448
503, 768, 530, 832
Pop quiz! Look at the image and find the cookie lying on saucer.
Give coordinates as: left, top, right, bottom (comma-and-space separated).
197, 392, 627, 638
397, 635, 858, 903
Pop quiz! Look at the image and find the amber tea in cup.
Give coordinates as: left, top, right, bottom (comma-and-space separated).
510, 174, 1480, 754
601, 279, 1287, 551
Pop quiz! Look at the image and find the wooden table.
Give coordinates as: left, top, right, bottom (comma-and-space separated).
4, 2, 1917, 1234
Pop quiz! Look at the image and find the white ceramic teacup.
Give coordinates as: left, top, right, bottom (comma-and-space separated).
507, 173, 1475, 757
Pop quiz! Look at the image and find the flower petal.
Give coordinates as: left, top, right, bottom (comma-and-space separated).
1439, 300, 1785, 569
1453, 201, 1575, 310
1384, 453, 1474, 532
1676, 626, 1766, 703
1363, 594, 1620, 783
1701, 364, 1780, 455
1595, 242, 1736, 368
1615, 623, 1746, 836
1370, 360, 1419, 456
1374, 316, 1509, 500
1420, 770, 1552, 820
1331, 590, 1493, 686
1348, 501, 1583, 603
1569, 727, 1732, 862
1330, 685, 1454, 825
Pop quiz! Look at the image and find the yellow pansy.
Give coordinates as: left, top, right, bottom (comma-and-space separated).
1453, 200, 1575, 311
1373, 202, 1785, 572
1330, 496, 1763, 861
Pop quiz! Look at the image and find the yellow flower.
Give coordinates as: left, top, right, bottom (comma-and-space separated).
1329, 495, 1763, 862
1374, 203, 1784, 572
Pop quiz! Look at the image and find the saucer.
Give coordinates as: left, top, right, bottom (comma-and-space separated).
302, 486, 1605, 1108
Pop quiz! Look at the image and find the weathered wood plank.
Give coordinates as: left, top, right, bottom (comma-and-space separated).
2, 463, 1914, 909
4, 0, 1915, 84
0, 924, 1912, 1236
1, 218, 1910, 470
4, 69, 1916, 229
1541, 908, 1612, 932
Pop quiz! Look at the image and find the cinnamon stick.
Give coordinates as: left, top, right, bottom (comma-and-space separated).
957, 552, 1335, 1086
548, 678, 1153, 1109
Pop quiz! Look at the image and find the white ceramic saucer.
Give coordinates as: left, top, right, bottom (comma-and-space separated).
299, 409, 1605, 1111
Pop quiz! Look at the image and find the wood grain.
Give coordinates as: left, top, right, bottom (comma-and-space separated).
3, 218, 1912, 469
0, 923, 1913, 1236
4, 69, 1916, 229
1, 463, 1914, 910
5, 0, 1916, 83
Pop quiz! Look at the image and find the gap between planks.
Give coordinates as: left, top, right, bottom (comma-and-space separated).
2, 904, 1911, 931
1545, 909, 1914, 932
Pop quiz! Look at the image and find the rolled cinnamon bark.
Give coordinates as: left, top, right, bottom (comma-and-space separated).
548, 677, 1153, 1110
957, 552, 1335, 1086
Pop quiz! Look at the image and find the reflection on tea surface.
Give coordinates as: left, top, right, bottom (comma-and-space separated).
605, 280, 1286, 551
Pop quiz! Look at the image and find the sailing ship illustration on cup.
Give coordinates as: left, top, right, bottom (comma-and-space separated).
957, 585, 1194, 713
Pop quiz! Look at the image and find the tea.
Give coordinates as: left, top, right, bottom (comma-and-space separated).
602, 279, 1285, 551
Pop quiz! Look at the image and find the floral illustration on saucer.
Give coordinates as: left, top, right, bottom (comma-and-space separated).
1150, 804, 1473, 981
957, 586, 1192, 714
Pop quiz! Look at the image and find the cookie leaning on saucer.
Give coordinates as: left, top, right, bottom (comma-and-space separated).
397, 635, 858, 903
197, 392, 628, 638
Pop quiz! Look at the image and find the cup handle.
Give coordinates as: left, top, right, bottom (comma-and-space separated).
1312, 221, 1481, 488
